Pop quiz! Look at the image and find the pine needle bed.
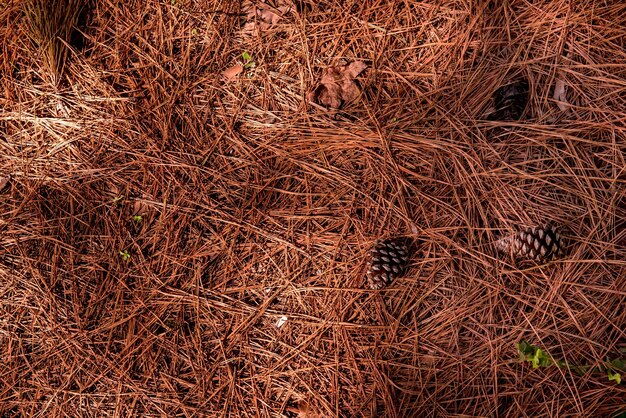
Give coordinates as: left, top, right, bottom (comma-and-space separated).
1, 1, 625, 416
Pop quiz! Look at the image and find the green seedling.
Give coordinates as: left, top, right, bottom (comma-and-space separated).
517, 340, 625, 383
242, 51, 255, 69
112, 195, 125, 205
132, 214, 143, 223
608, 370, 622, 384
517, 340, 554, 369
119, 250, 131, 261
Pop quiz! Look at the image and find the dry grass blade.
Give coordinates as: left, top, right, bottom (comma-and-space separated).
22, 0, 85, 83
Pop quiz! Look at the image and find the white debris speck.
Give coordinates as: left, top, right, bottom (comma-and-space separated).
275, 315, 288, 328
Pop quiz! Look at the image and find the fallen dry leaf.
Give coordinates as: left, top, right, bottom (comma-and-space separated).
553, 78, 569, 112
285, 400, 321, 418
222, 64, 243, 82
0, 175, 10, 193
309, 61, 368, 109
132, 193, 152, 215
242, 1, 291, 33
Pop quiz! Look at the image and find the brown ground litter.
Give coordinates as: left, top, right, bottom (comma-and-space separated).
1, 0, 625, 417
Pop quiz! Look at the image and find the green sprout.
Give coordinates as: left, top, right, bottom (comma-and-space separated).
119, 250, 131, 261
112, 195, 125, 205
517, 340, 554, 369
516, 340, 625, 384
608, 370, 622, 384
132, 214, 143, 223
242, 51, 255, 69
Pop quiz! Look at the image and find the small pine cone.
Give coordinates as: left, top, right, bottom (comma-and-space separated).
490, 79, 529, 121
495, 224, 565, 262
366, 238, 410, 289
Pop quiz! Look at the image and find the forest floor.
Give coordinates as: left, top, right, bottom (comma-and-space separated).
1, 0, 625, 416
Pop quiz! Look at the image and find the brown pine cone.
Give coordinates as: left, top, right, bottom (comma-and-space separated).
366, 238, 410, 289
495, 224, 565, 262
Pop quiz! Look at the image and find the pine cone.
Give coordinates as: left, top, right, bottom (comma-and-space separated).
490, 79, 529, 121
366, 238, 410, 289
495, 224, 565, 262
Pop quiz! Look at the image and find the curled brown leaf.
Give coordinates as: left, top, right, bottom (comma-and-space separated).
309, 61, 367, 109
285, 400, 321, 418
132, 194, 152, 216
242, 1, 291, 33
0, 175, 10, 193
222, 64, 244, 82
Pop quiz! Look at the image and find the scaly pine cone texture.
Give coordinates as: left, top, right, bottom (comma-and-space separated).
496, 224, 565, 262
366, 238, 410, 289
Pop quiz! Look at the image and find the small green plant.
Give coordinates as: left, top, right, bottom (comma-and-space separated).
516, 340, 624, 384
112, 195, 125, 205
517, 340, 557, 368
132, 214, 143, 223
119, 250, 131, 261
607, 370, 622, 384
242, 51, 255, 69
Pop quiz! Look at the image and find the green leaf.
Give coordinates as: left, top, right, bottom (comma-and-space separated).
241, 51, 255, 69
132, 215, 143, 222
540, 353, 553, 367
608, 358, 626, 370
608, 370, 622, 384
112, 195, 125, 205
516, 340, 534, 357
119, 250, 131, 261
517, 341, 554, 368
517, 340, 552, 369
530, 348, 540, 368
